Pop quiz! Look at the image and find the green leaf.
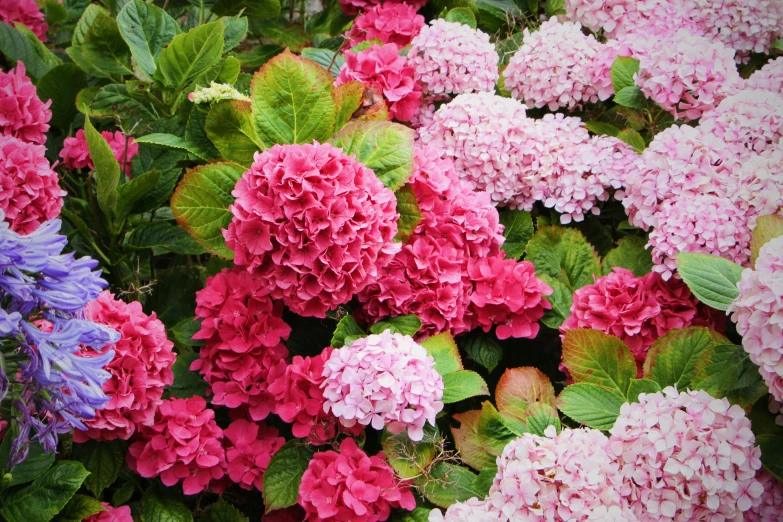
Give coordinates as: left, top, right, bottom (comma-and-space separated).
451, 410, 496, 471
170, 352, 208, 398
626, 378, 661, 402
117, 0, 180, 78
442, 370, 490, 403
610, 56, 640, 93
300, 47, 345, 77
112, 481, 135, 507
144, 266, 202, 327
66, 12, 134, 79
0, 461, 90, 522
170, 161, 245, 259
170, 318, 204, 349
749, 400, 783, 480
263, 441, 314, 513
676, 252, 744, 311
544, 0, 566, 16
459, 330, 502, 373
141, 487, 192, 522
772, 39, 783, 52
369, 315, 422, 336
417, 462, 481, 509
525, 226, 600, 291
525, 403, 561, 436
212, 0, 281, 20
84, 83, 158, 130
393, 183, 422, 244
333, 80, 364, 131
585, 121, 621, 137
420, 332, 463, 375
476, 0, 521, 33
236, 44, 283, 69
614, 86, 646, 109
155, 21, 225, 91
0, 22, 54, 80
617, 128, 646, 153
126, 221, 206, 255
116, 169, 162, 220
382, 425, 439, 479
73, 4, 105, 46
498, 209, 534, 260
602, 235, 653, 276
539, 274, 572, 329
44, 0, 69, 26
186, 104, 221, 158
445, 7, 477, 28
84, 117, 120, 219
470, 466, 497, 498
389, 508, 432, 522
331, 315, 366, 348
495, 366, 555, 421
35, 63, 88, 130
206, 100, 262, 165
71, 439, 124, 497
557, 383, 625, 430
251, 49, 335, 146
6, 443, 55, 487
329, 120, 415, 191
200, 499, 248, 522
55, 494, 105, 522
562, 329, 636, 396
643, 327, 729, 390
134, 133, 215, 160
691, 344, 766, 407
220, 16, 247, 53
477, 402, 521, 456
751, 214, 783, 266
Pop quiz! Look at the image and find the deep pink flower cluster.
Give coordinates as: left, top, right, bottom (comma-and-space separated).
746, 57, 783, 94
322, 331, 444, 441
335, 44, 422, 122
746, 471, 783, 522
0, 135, 63, 235
408, 19, 498, 97
609, 387, 763, 522
74, 291, 176, 442
0, 63, 51, 145
224, 143, 400, 318
338, 0, 425, 16
428, 498, 502, 522
698, 89, 783, 154
59, 129, 139, 178
127, 397, 226, 495
191, 267, 290, 420
223, 418, 285, 491
504, 18, 603, 111
84, 503, 133, 522
635, 30, 742, 121
729, 235, 783, 402
345, 3, 424, 48
0, 0, 48, 42
298, 437, 416, 522
561, 268, 723, 364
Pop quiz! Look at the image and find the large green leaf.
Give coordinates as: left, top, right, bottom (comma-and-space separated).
691, 343, 766, 408
643, 327, 729, 390
170, 352, 208, 398
333, 80, 364, 130
477, 401, 521, 456
394, 183, 422, 243
330, 315, 366, 348
84, 117, 120, 219
459, 330, 503, 373
0, 461, 90, 522
154, 21, 225, 91
499, 209, 534, 260
212, 0, 281, 19
262, 441, 314, 513
442, 370, 490, 403
71, 439, 124, 497
369, 315, 422, 336
73, 4, 105, 46
382, 425, 438, 480
134, 133, 216, 160
420, 332, 462, 375
451, 410, 496, 471
5, 443, 54, 487
525, 226, 600, 290
116, 169, 162, 219
125, 221, 206, 255
54, 494, 104, 522
610, 56, 640, 93
749, 400, 783, 480
36, 64, 88, 130
626, 378, 661, 402
205, 100, 262, 165
117, 0, 180, 78
602, 235, 653, 276
539, 274, 572, 329
495, 367, 555, 422
561, 329, 636, 397
200, 499, 248, 522
141, 487, 192, 522
416, 462, 481, 509
751, 215, 783, 266
557, 383, 625, 430
0, 22, 55, 80
676, 252, 744, 311
83, 83, 158, 129
66, 12, 134, 78
525, 403, 561, 436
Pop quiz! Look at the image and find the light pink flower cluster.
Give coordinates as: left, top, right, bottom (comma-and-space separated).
127, 397, 226, 495
0, 0, 48, 42
746, 57, 783, 94
322, 331, 444, 441
729, 235, 783, 402
698, 89, 783, 154
224, 143, 400, 318
223, 418, 285, 491
335, 44, 422, 122
746, 471, 783, 522
74, 291, 176, 442
608, 387, 763, 522
191, 267, 290, 420
564, 0, 694, 40
727, 144, 783, 229
687, 0, 783, 55
408, 19, 498, 97
428, 498, 503, 522
84, 503, 133, 522
0, 63, 51, 145
504, 18, 604, 110
338, 0, 425, 16
489, 426, 635, 521
59, 129, 139, 178
635, 30, 742, 121
345, 3, 424, 48
0, 135, 63, 235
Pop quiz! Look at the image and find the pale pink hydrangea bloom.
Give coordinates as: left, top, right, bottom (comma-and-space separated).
609, 387, 763, 522
635, 30, 742, 121
746, 470, 783, 522
588, 134, 641, 191
504, 18, 604, 110
428, 498, 503, 522
746, 57, 783, 94
688, 0, 783, 55
564, 0, 695, 40
648, 194, 752, 280
321, 331, 444, 441
345, 3, 424, 48
728, 235, 783, 402
0, 0, 48, 42
0, 63, 51, 145
408, 19, 498, 97
698, 89, 783, 154
726, 144, 783, 229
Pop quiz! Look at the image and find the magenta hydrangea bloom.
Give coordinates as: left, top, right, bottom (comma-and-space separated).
345, 3, 424, 48
0, 135, 63, 235
58, 129, 139, 177
698, 89, 783, 154
408, 19, 498, 97
74, 291, 176, 442
0, 63, 51, 145
338, 0, 425, 16
127, 397, 227, 495
223, 418, 285, 491
648, 194, 752, 280
225, 143, 400, 318
729, 235, 783, 402
609, 387, 763, 522
428, 498, 503, 522
504, 18, 603, 110
191, 267, 290, 420
335, 43, 422, 122
0, 0, 48, 42
298, 437, 416, 522
635, 30, 742, 121
84, 503, 133, 522
746, 470, 783, 522
322, 331, 444, 441
746, 57, 783, 94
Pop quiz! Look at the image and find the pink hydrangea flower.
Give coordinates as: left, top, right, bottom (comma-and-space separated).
504, 18, 604, 110
338, 0, 426, 16
728, 235, 783, 402
0, 0, 48, 42
727, 144, 783, 229
635, 30, 742, 121
564, 0, 695, 40
489, 426, 636, 521
335, 43, 422, 122
74, 291, 176, 442
84, 503, 133, 522
698, 89, 783, 154
609, 387, 763, 522
59, 129, 139, 177
428, 498, 504, 522
746, 470, 783, 522
345, 3, 424, 48
298, 437, 416, 522
746, 57, 783, 94
687, 0, 783, 55
223, 418, 285, 491
408, 19, 498, 97
191, 267, 290, 420
0, 135, 63, 235
127, 397, 226, 495
0, 63, 51, 145
588, 135, 641, 191
224, 143, 400, 318
322, 331, 444, 441
648, 194, 752, 280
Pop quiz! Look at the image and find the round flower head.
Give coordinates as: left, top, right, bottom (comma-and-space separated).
74, 291, 176, 442
688, 0, 783, 55
225, 142, 400, 318
428, 498, 504, 522
335, 43, 422, 122
635, 30, 742, 121
59, 129, 139, 178
609, 387, 763, 522
504, 18, 604, 110
408, 19, 499, 97
84, 503, 133, 522
345, 3, 425, 48
746, 57, 783, 94
727, 144, 783, 229
322, 330, 444, 441
0, 135, 63, 235
588, 134, 641, 191
698, 89, 783, 154
489, 426, 635, 521
191, 267, 290, 420
418, 92, 528, 206
648, 194, 751, 280
338, 0, 426, 16
0, 0, 48, 42
0, 63, 51, 145
564, 0, 696, 40
222, 418, 285, 491
728, 235, 783, 402
746, 470, 783, 522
